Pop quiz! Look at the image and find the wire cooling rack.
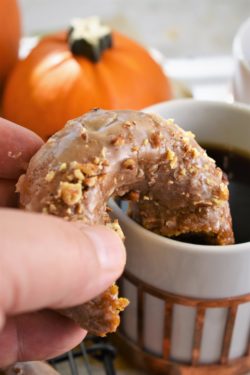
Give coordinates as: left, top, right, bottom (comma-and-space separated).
49, 336, 117, 375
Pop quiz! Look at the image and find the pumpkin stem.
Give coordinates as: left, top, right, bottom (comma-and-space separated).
68, 17, 112, 62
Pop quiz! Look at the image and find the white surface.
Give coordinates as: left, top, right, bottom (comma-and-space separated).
110, 100, 250, 364
19, 0, 250, 58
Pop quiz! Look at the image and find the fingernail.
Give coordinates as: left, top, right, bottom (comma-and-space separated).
82, 225, 126, 277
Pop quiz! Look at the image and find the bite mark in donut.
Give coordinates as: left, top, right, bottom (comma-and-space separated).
17, 109, 234, 335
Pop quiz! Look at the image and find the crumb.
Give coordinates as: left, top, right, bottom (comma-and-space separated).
122, 158, 136, 170
45, 171, 55, 182
74, 169, 85, 180
84, 176, 97, 187
59, 162, 67, 171
80, 163, 99, 176
7, 151, 22, 159
111, 135, 125, 146
106, 220, 125, 240
59, 182, 82, 205
149, 131, 162, 148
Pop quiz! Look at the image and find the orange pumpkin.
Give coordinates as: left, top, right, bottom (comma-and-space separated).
3, 18, 172, 139
0, 0, 21, 89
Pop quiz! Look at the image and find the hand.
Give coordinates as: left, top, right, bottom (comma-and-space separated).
0, 118, 126, 367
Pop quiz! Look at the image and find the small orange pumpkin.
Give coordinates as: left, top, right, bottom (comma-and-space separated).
3, 17, 172, 139
0, 0, 21, 89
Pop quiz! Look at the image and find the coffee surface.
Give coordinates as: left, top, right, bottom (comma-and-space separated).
204, 145, 250, 244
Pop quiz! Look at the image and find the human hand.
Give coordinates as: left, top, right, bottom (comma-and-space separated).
0, 118, 126, 367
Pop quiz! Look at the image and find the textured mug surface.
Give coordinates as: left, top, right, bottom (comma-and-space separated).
111, 99, 250, 364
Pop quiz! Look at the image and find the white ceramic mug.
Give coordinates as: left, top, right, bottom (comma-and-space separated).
111, 99, 250, 365
232, 17, 250, 103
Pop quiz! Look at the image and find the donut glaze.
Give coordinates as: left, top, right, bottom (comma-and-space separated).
17, 109, 234, 335
19, 108, 234, 244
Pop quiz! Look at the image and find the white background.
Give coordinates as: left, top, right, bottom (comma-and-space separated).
19, 0, 250, 58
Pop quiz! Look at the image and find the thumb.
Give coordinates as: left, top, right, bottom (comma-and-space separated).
0, 209, 126, 321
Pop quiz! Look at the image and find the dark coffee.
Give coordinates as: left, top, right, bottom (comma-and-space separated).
118, 145, 250, 245
204, 144, 250, 244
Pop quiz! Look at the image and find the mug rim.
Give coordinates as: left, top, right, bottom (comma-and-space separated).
111, 99, 250, 256
233, 16, 250, 71
143, 97, 250, 117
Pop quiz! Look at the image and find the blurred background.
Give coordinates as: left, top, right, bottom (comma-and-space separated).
19, 0, 250, 58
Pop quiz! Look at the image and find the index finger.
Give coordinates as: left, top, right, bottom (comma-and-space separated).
0, 117, 43, 179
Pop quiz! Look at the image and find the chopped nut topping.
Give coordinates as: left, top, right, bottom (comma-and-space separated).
123, 121, 132, 128
74, 169, 85, 180
80, 163, 99, 176
42, 207, 48, 214
219, 183, 229, 200
190, 148, 200, 158
76, 203, 83, 214
106, 220, 125, 240
215, 168, 223, 179
142, 138, 149, 146
111, 135, 125, 146
93, 157, 101, 165
70, 161, 79, 169
128, 133, 134, 142
194, 200, 213, 206
131, 145, 139, 152
143, 195, 150, 200
166, 118, 174, 125
81, 129, 88, 141
165, 149, 175, 161
182, 136, 190, 144
49, 203, 57, 213
67, 174, 74, 181
101, 147, 107, 158
84, 176, 97, 187
102, 159, 110, 167
149, 131, 162, 148
206, 177, 213, 185
186, 130, 195, 138
190, 166, 198, 175
59, 182, 82, 206
165, 149, 178, 168
208, 156, 216, 164
45, 171, 55, 182
59, 162, 67, 171
180, 168, 186, 176
122, 158, 136, 170
212, 197, 223, 206
66, 207, 72, 215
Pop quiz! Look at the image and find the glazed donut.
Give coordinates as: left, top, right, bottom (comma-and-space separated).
17, 109, 234, 335
3, 361, 59, 375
